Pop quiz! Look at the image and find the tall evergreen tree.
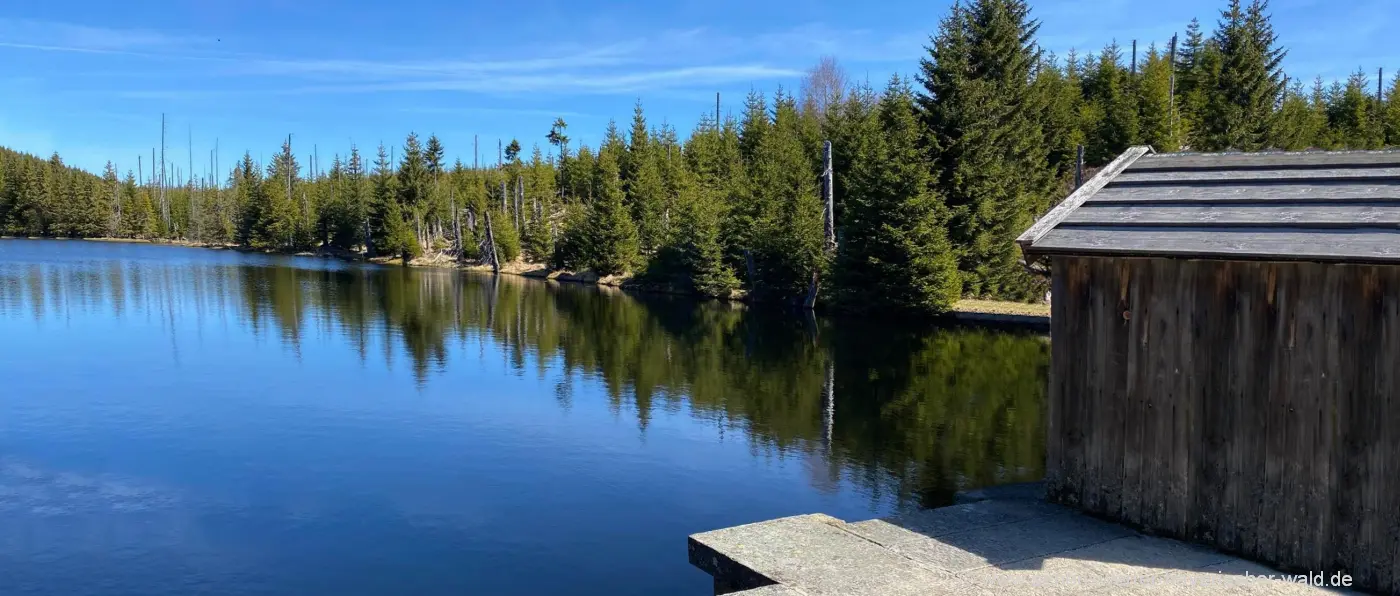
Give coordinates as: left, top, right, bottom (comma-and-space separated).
1033, 52, 1086, 181
686, 114, 751, 280
522, 145, 556, 262
747, 90, 826, 302
835, 77, 961, 315
919, 0, 1053, 300
1200, 0, 1285, 150
397, 133, 430, 249
1083, 42, 1140, 163
1385, 73, 1400, 146
1327, 69, 1384, 149
262, 140, 300, 249
1137, 44, 1180, 152
1271, 79, 1327, 150
623, 102, 666, 255
584, 147, 639, 275
372, 144, 415, 261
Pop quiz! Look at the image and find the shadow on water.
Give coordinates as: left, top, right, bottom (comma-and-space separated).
0, 240, 1050, 510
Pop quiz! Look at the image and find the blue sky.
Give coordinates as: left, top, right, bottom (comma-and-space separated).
2, 0, 1396, 175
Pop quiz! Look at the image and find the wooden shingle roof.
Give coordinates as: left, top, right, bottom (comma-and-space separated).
1017, 147, 1400, 264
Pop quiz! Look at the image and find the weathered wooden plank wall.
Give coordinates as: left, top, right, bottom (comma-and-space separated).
1047, 255, 1400, 595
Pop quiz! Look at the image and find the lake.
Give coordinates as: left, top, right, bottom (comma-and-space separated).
0, 238, 1048, 596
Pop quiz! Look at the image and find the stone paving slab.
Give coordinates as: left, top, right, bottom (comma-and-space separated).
689, 498, 1358, 596
688, 514, 989, 596
728, 585, 808, 596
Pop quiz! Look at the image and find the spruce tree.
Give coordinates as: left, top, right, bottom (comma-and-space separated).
685, 114, 751, 281
100, 162, 121, 237
1137, 44, 1180, 152
738, 90, 770, 164
1200, 0, 1285, 150
748, 89, 825, 302
1033, 52, 1086, 181
919, 0, 1053, 300
1327, 70, 1384, 149
262, 141, 300, 249
234, 154, 263, 246
1271, 79, 1326, 150
820, 81, 878, 235
622, 103, 666, 256
835, 77, 961, 315
584, 147, 639, 275
522, 145, 556, 262
1385, 73, 1400, 146
1084, 42, 1140, 164
674, 181, 736, 296
397, 133, 429, 249
371, 144, 415, 260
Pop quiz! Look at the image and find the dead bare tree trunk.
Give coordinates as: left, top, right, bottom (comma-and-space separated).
483, 210, 501, 273
188, 125, 197, 243
744, 249, 757, 290
159, 115, 168, 233
452, 189, 463, 262
803, 140, 836, 310
515, 175, 524, 231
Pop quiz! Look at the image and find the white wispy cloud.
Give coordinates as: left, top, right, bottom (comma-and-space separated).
10, 19, 908, 100
0, 18, 201, 54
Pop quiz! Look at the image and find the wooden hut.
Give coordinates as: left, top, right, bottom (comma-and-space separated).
1018, 147, 1400, 594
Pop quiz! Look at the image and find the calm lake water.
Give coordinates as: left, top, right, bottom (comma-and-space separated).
0, 238, 1048, 596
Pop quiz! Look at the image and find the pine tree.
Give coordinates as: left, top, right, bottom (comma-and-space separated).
919, 0, 1053, 300
836, 77, 961, 315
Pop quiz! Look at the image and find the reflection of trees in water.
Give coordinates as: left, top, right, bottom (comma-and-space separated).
2, 259, 1049, 508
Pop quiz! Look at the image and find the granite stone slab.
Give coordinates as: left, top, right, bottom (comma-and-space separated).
689, 496, 1358, 596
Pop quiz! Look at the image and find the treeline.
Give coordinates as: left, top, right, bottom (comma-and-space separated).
4, 0, 1399, 312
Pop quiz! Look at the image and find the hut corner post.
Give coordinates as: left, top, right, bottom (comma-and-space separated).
803, 140, 837, 310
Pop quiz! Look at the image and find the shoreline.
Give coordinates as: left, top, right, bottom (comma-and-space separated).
4, 236, 1051, 327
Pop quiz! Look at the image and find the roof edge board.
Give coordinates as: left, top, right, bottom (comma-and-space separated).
1016, 145, 1153, 251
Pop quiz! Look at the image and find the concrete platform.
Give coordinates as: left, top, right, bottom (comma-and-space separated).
688, 485, 1359, 595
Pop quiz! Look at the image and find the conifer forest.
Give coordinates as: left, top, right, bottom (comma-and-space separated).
4, 0, 1399, 315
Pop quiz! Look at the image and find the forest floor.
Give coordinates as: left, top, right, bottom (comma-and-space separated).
16, 237, 1051, 321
